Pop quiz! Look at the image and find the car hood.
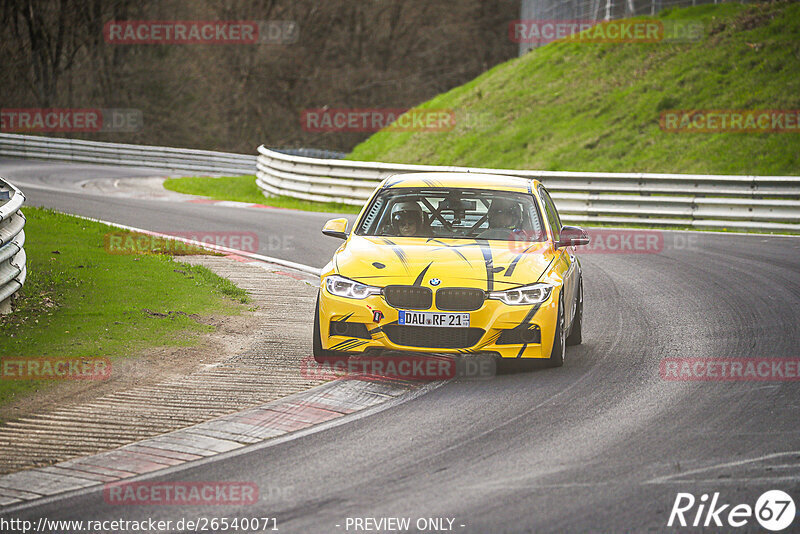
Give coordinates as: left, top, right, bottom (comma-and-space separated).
333, 235, 556, 291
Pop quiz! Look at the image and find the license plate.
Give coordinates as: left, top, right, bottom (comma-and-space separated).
398, 310, 470, 328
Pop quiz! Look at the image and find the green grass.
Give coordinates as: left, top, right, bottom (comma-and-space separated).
349, 2, 800, 176
0, 207, 250, 407
163, 175, 361, 214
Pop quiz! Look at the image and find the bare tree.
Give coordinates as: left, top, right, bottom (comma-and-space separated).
0, 0, 518, 151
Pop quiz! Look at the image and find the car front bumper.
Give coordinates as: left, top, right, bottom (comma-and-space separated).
318, 286, 560, 359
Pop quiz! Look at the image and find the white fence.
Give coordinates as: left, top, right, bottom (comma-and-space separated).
0, 133, 256, 175
0, 133, 346, 175
1, 134, 797, 233
0, 178, 26, 313
256, 145, 800, 233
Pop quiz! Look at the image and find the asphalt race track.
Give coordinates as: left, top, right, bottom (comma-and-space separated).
2, 159, 800, 533
0, 159, 349, 267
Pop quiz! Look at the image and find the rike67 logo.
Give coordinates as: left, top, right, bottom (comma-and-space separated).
668, 490, 795, 531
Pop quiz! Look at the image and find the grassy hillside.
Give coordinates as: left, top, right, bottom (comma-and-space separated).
0, 208, 248, 408
349, 2, 800, 175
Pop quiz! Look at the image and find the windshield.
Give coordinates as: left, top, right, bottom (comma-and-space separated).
355, 187, 546, 241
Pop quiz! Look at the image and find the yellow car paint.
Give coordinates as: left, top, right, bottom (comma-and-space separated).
317, 172, 584, 361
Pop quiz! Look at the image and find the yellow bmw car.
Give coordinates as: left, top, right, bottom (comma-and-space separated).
314, 172, 589, 370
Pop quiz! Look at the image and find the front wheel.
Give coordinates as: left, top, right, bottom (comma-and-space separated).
566, 277, 583, 346
546, 295, 565, 368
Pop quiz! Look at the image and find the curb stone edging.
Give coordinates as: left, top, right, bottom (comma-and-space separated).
0, 218, 442, 510
0, 376, 440, 508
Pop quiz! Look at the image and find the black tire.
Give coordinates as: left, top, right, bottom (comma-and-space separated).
313, 292, 348, 364
566, 277, 583, 346
546, 295, 566, 368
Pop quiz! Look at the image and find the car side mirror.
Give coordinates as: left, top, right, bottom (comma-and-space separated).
556, 225, 590, 248
322, 218, 349, 240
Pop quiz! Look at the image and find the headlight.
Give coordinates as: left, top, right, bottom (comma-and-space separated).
325, 275, 381, 299
487, 283, 553, 305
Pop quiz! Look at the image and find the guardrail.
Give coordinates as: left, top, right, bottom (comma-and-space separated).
0, 133, 256, 175
0, 134, 346, 176
0, 178, 26, 314
274, 148, 346, 160
2, 134, 797, 233
256, 145, 800, 233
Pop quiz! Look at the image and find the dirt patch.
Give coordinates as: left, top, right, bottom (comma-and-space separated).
0, 256, 324, 475
0, 311, 255, 423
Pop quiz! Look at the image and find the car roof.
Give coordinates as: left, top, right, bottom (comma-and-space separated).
382, 172, 541, 194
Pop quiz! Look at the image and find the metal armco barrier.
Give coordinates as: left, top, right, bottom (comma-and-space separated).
0, 134, 346, 176
0, 178, 26, 314
274, 147, 346, 160
1, 134, 796, 233
256, 145, 800, 233
0, 133, 256, 175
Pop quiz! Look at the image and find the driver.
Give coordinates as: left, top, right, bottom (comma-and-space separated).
478, 198, 523, 239
390, 201, 427, 237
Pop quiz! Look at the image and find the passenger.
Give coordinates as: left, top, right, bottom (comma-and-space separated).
478, 198, 523, 240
